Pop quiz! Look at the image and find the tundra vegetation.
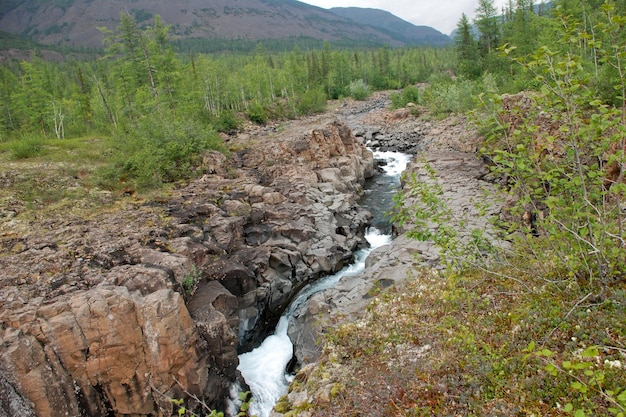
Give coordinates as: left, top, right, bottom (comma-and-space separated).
1, 0, 626, 415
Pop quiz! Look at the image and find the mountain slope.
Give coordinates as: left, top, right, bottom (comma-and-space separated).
0, 0, 450, 50
330, 7, 452, 46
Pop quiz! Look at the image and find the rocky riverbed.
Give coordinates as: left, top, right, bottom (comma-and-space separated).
0, 92, 501, 417
286, 94, 508, 370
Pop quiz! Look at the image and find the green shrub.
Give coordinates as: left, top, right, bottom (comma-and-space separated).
97, 114, 222, 190
215, 110, 241, 132
348, 79, 371, 101
268, 99, 298, 120
296, 88, 327, 115
390, 85, 420, 109
246, 101, 269, 125
9, 134, 46, 159
421, 77, 480, 115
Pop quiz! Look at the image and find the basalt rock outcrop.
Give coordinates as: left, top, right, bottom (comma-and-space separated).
288, 95, 509, 368
288, 151, 507, 365
0, 119, 374, 416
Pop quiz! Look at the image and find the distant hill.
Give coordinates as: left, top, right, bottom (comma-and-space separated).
0, 0, 451, 52
330, 7, 451, 47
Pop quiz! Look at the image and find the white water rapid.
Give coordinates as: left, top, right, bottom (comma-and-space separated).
236, 151, 411, 417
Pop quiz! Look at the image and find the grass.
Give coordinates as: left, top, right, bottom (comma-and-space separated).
0, 123, 222, 219
0, 100, 229, 218
280, 250, 626, 416
0, 135, 119, 216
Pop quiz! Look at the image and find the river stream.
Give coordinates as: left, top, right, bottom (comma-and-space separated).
236, 151, 411, 417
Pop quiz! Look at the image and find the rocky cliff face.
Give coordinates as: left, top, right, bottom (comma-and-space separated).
0, 119, 374, 416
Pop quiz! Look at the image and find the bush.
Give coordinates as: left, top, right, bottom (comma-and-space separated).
420, 73, 500, 115
97, 114, 223, 190
246, 101, 269, 125
214, 110, 241, 133
348, 79, 371, 101
9, 134, 46, 159
390, 85, 420, 109
296, 88, 327, 115
268, 99, 297, 120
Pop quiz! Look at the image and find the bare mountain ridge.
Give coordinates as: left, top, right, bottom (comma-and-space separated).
329, 7, 451, 46
0, 0, 451, 50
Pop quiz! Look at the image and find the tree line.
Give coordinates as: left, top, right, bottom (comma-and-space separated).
0, 14, 455, 141
455, 0, 626, 104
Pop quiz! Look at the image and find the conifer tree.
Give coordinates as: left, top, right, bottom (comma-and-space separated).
455, 13, 481, 78
475, 0, 501, 57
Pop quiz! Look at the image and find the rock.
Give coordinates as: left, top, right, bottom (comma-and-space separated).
0, 116, 379, 414
202, 150, 228, 175
132, 246, 193, 284
188, 282, 239, 375
288, 150, 508, 367
0, 286, 211, 417
263, 192, 284, 204
0, 371, 37, 417
110, 264, 175, 295
222, 199, 252, 217
207, 260, 257, 297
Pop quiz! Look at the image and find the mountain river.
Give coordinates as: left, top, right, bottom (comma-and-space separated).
236, 151, 411, 417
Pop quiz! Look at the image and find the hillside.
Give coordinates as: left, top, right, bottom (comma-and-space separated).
330, 7, 451, 46
0, 0, 450, 51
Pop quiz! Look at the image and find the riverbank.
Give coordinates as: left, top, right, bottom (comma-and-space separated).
268, 96, 626, 417
3, 91, 623, 417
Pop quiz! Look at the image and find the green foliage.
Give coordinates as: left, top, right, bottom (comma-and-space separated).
390, 159, 495, 271
1, 38, 456, 140
169, 391, 253, 417
0, 13, 459, 197
525, 343, 626, 416
477, 10, 626, 287
390, 85, 420, 109
421, 77, 480, 115
295, 88, 326, 115
212, 110, 241, 133
455, 13, 482, 79
181, 266, 202, 298
383, 7, 626, 416
8, 134, 46, 159
246, 101, 269, 125
348, 79, 372, 101
97, 114, 222, 190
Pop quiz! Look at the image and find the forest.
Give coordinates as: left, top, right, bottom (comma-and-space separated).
0, 12, 458, 189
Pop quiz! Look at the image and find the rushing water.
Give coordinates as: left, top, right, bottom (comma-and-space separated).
236, 151, 411, 417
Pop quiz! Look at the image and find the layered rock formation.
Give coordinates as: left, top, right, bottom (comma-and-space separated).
0, 120, 374, 416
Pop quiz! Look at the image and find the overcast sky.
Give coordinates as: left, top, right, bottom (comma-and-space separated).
299, 0, 508, 36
